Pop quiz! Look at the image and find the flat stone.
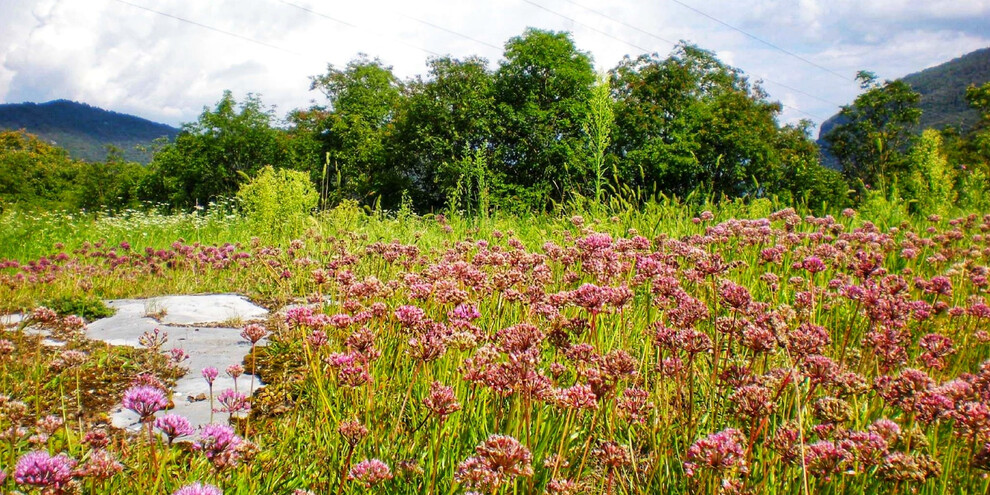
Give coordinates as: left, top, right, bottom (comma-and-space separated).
1, 313, 24, 327
85, 294, 269, 432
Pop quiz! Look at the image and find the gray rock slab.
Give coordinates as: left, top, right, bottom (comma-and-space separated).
84, 294, 270, 432
1, 313, 24, 327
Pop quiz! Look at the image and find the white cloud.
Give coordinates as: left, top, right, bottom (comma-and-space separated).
0, 0, 986, 132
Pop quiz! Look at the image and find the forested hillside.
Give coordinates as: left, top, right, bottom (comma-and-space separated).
0, 99, 178, 163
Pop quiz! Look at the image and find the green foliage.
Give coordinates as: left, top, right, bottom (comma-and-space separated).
42, 294, 115, 319
443, 147, 492, 219
824, 71, 922, 188
610, 44, 795, 200
143, 91, 287, 208
493, 28, 596, 207
393, 56, 496, 210
903, 129, 956, 216
771, 122, 850, 213
582, 74, 614, 203
0, 130, 81, 211
236, 165, 318, 241
309, 55, 407, 209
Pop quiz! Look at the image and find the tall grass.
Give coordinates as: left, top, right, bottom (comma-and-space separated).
1, 199, 989, 494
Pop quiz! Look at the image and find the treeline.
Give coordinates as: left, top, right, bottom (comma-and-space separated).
3, 28, 989, 217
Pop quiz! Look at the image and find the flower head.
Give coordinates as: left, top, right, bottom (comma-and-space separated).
14, 450, 76, 490
155, 414, 195, 444
348, 459, 392, 487
122, 385, 168, 420
683, 428, 747, 478
172, 482, 223, 495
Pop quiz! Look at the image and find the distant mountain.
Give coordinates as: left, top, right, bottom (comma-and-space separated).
0, 100, 178, 163
818, 47, 990, 168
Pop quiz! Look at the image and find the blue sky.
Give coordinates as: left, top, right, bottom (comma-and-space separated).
1, 0, 988, 135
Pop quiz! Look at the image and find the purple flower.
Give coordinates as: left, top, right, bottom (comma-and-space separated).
423, 381, 462, 421
202, 367, 219, 385
172, 482, 224, 495
14, 450, 76, 490
194, 424, 243, 465
683, 428, 747, 478
215, 389, 250, 414
122, 385, 168, 420
155, 414, 195, 444
348, 459, 392, 487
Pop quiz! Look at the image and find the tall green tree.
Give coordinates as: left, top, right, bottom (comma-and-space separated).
143, 91, 287, 207
610, 44, 792, 199
493, 28, 595, 207
392, 56, 496, 210
823, 71, 922, 188
310, 55, 406, 208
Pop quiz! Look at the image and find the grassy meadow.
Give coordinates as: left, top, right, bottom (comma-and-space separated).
2, 198, 990, 494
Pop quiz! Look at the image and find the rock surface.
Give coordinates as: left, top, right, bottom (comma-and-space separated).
85, 294, 269, 432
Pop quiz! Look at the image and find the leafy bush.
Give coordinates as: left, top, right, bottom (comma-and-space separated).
236, 165, 318, 241
42, 295, 115, 320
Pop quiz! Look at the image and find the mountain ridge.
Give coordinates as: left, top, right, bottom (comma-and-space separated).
0, 99, 179, 163
818, 47, 990, 160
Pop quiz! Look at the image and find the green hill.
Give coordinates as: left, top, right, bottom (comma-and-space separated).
819, 47, 990, 162
0, 100, 178, 163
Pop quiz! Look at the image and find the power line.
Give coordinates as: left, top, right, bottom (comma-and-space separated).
403, 15, 501, 51
277, 0, 441, 57
557, 0, 677, 49
521, 0, 653, 54
550, 0, 843, 114
665, 0, 854, 83
112, 0, 300, 55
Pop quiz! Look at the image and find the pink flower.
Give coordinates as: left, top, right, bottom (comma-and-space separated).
172, 482, 223, 495
348, 459, 392, 487
423, 381, 462, 421
122, 385, 168, 420
155, 414, 194, 444
201, 367, 219, 385
683, 428, 747, 478
240, 323, 268, 344
14, 451, 76, 490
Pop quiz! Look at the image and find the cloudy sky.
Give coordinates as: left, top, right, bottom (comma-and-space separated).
1, 0, 988, 135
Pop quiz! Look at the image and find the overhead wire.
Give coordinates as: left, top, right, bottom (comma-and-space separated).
112, 0, 301, 55
520, 0, 653, 54
276, 0, 441, 57
530, 0, 842, 118
665, 0, 854, 83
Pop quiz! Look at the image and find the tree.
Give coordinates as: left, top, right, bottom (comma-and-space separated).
771, 121, 850, 213
493, 28, 596, 207
72, 145, 147, 211
143, 91, 287, 208
309, 55, 406, 208
610, 44, 791, 200
823, 71, 922, 188
0, 130, 80, 210
392, 56, 496, 210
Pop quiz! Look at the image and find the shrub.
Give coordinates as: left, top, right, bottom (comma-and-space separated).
236, 165, 318, 241
42, 295, 115, 320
